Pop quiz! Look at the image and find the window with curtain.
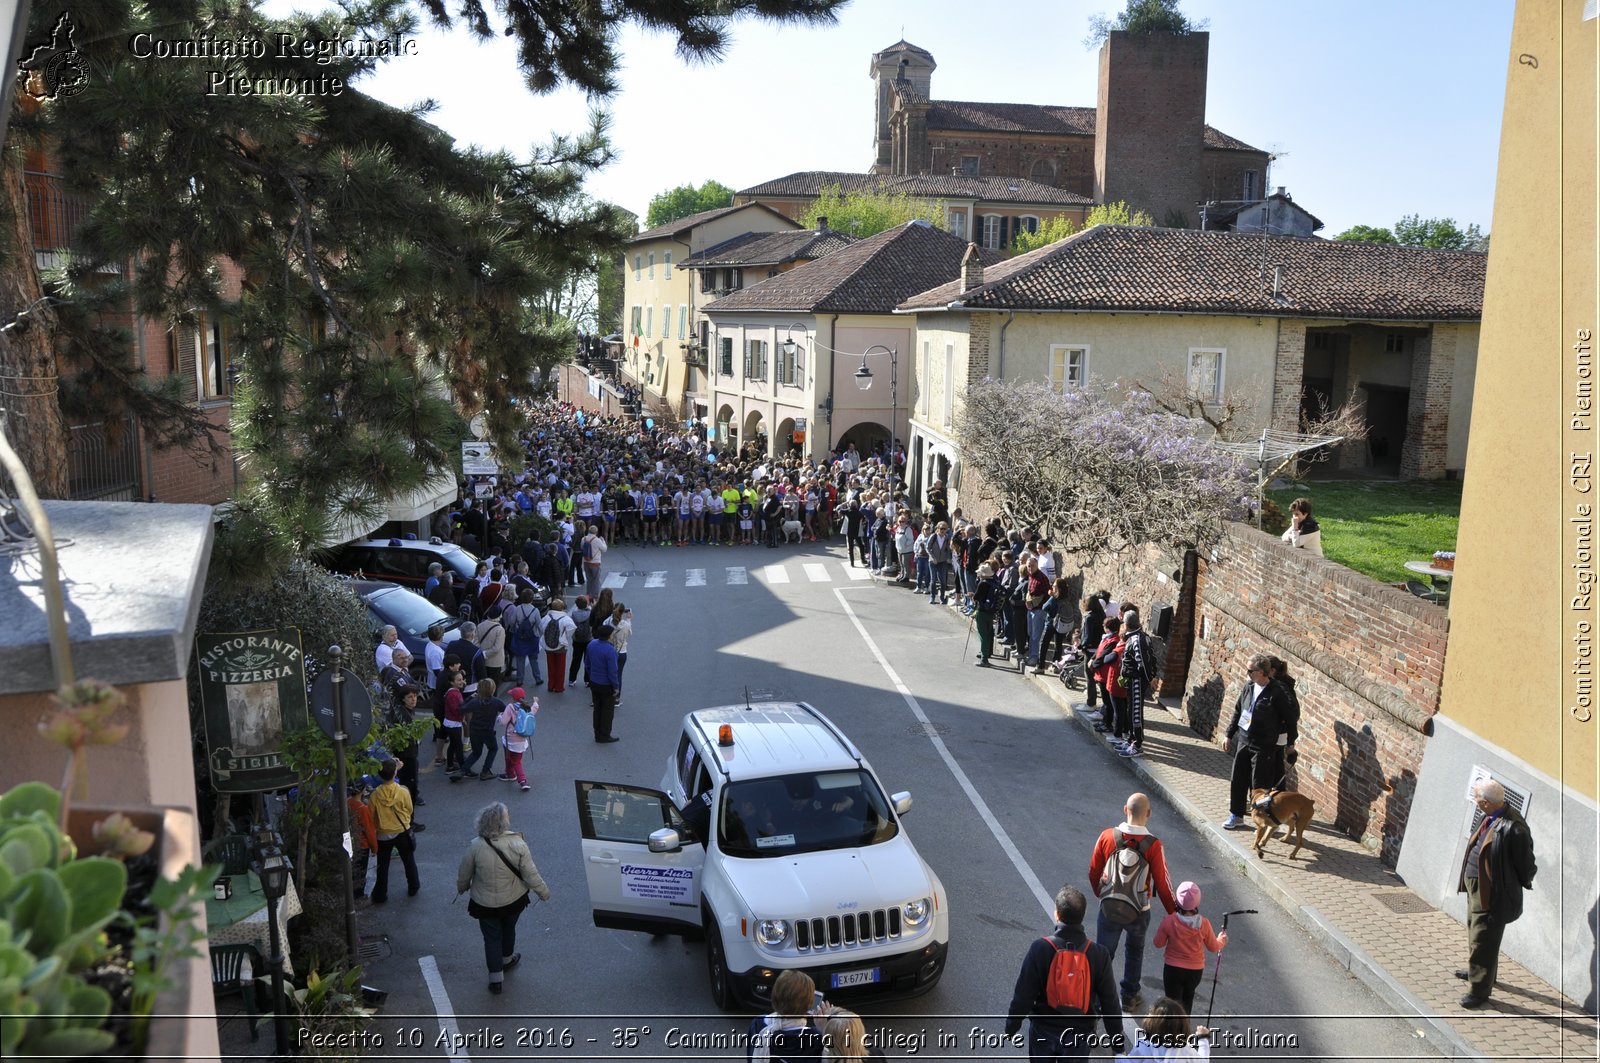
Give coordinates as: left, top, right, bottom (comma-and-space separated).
1049, 344, 1088, 392
1188, 348, 1226, 402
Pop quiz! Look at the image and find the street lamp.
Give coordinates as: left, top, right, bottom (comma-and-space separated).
851, 344, 898, 462
782, 322, 808, 377
251, 834, 293, 1055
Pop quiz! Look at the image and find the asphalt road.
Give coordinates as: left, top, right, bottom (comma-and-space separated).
325, 540, 1438, 1062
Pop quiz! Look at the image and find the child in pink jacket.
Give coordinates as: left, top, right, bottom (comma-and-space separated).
1152, 881, 1227, 1014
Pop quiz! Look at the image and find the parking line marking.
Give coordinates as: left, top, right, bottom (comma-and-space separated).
762, 565, 790, 584
803, 563, 832, 582
686, 568, 706, 586
726, 566, 748, 585
418, 955, 469, 1059
644, 571, 667, 588
834, 587, 1055, 917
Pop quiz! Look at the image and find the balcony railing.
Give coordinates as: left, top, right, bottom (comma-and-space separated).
24, 170, 120, 273
67, 416, 141, 502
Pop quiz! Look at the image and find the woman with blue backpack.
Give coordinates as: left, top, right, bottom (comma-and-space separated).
505, 588, 544, 687
498, 688, 537, 792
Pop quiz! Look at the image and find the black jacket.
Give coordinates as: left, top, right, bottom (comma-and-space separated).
1277, 674, 1302, 746
1458, 806, 1536, 923
1225, 678, 1290, 749
1004, 922, 1122, 1039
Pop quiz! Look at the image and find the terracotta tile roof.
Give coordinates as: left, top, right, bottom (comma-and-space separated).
736, 171, 1092, 206
897, 225, 1485, 321
629, 202, 793, 244
704, 221, 999, 315
922, 99, 1262, 154
685, 229, 856, 268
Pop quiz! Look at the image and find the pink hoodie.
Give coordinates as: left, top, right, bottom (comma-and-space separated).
1153, 912, 1225, 971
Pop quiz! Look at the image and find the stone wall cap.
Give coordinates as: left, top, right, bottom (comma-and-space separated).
0, 501, 214, 695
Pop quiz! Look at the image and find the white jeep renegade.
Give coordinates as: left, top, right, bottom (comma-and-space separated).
575, 702, 950, 1009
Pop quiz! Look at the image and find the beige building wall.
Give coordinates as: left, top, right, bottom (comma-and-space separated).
622, 207, 798, 411
1439, 1, 1593, 798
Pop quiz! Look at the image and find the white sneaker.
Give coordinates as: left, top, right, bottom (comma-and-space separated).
1222, 814, 1246, 830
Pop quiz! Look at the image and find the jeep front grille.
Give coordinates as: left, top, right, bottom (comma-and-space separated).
794, 908, 900, 951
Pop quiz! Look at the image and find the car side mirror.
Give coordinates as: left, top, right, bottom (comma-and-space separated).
648, 827, 682, 853
891, 791, 912, 816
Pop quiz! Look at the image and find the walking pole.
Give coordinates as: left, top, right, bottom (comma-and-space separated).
961, 612, 974, 662
1203, 909, 1258, 1026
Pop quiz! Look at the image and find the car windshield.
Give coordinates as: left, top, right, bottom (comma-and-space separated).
440, 546, 479, 581
718, 771, 898, 858
368, 587, 452, 638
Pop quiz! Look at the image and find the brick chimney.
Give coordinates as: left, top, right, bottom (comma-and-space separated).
960, 243, 983, 294
1094, 30, 1209, 227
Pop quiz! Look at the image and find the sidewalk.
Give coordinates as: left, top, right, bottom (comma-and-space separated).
1029, 668, 1599, 1061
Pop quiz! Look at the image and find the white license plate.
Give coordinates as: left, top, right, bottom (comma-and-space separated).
830, 968, 880, 988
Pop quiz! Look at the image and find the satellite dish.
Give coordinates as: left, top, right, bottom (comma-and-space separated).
469, 414, 489, 440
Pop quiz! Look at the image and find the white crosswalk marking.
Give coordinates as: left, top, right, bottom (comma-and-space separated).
762, 565, 790, 584
726, 567, 748, 585
803, 563, 832, 583
644, 571, 667, 588
601, 572, 627, 589
686, 568, 706, 586
844, 564, 872, 581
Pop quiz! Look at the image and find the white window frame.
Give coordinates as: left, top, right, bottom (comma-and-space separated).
745, 338, 768, 382
942, 343, 955, 427
980, 214, 1002, 250
647, 251, 655, 280
1048, 344, 1088, 392
663, 251, 673, 279
195, 312, 233, 401
1187, 347, 1227, 403
948, 211, 967, 239
920, 341, 931, 415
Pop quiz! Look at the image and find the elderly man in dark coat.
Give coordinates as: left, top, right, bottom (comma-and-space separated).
1455, 778, 1536, 1009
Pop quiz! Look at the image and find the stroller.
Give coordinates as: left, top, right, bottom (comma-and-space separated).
1053, 645, 1087, 690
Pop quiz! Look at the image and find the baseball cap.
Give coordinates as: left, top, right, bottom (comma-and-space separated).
507, 687, 526, 702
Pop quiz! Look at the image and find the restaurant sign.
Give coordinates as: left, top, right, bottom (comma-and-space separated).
196, 628, 310, 793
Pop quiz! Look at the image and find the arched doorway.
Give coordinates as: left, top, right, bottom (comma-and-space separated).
776, 417, 799, 456
716, 404, 736, 452
838, 421, 889, 460
742, 410, 769, 459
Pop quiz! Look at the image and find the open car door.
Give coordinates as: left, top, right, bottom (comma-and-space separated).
575, 780, 705, 935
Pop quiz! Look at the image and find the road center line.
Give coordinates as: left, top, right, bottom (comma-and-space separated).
834, 587, 1055, 916
418, 954, 470, 1059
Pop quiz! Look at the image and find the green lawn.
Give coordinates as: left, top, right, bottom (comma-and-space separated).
1266, 480, 1462, 585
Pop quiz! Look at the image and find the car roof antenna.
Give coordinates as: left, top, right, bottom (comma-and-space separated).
744, 686, 752, 711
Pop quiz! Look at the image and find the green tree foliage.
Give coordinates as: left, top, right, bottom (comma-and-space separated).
1331, 224, 1399, 245
1012, 202, 1155, 253
799, 184, 947, 239
645, 180, 735, 228
13, 0, 842, 551
1085, 0, 1206, 49
1334, 215, 1487, 251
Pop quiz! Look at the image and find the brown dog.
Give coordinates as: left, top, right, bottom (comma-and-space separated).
1249, 787, 1314, 859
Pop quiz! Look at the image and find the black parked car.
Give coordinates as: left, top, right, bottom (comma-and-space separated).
326, 537, 480, 592
352, 579, 462, 680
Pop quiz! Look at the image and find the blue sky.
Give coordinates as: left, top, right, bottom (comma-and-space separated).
267, 0, 1515, 236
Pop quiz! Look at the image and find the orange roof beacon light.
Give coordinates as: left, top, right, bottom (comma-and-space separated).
718, 724, 734, 747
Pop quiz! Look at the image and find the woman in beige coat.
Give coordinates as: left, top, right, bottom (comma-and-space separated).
456, 802, 552, 993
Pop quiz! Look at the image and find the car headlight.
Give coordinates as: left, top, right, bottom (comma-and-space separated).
902, 898, 931, 927
755, 919, 790, 946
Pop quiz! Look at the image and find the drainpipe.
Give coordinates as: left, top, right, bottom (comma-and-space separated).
996, 312, 1015, 380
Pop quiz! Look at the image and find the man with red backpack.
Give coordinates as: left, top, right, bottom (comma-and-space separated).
1087, 792, 1178, 1012
1004, 885, 1125, 1061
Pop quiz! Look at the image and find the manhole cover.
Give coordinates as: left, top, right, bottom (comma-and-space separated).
909, 722, 952, 737
356, 933, 392, 962
1370, 891, 1432, 914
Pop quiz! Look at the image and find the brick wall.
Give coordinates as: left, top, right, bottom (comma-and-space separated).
926, 133, 1098, 196
1273, 319, 1307, 431
1071, 523, 1446, 865
556, 363, 632, 419
1399, 326, 1454, 479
